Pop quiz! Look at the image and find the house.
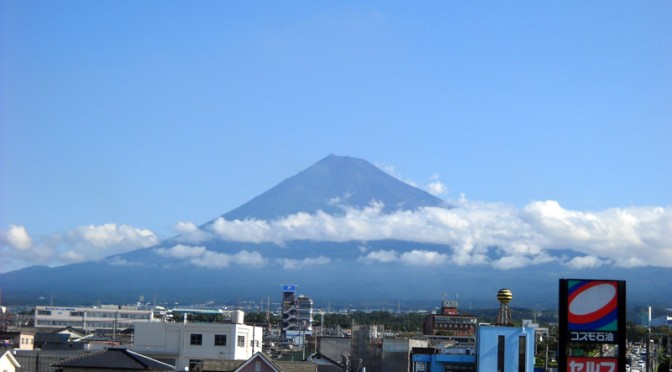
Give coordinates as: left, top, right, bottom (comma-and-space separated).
12, 349, 85, 372
234, 352, 316, 372
34, 327, 89, 349
51, 347, 174, 372
306, 352, 342, 372
52, 328, 87, 340
0, 330, 35, 350
0, 350, 21, 372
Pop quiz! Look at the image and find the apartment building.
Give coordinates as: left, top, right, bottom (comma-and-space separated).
132, 311, 263, 371
34, 305, 153, 331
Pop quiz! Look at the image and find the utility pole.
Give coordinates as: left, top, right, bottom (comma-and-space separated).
646, 327, 651, 372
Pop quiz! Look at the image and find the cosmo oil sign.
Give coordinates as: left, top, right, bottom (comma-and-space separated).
567, 280, 619, 342
558, 279, 626, 372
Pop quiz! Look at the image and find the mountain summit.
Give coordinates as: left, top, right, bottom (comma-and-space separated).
221, 154, 447, 221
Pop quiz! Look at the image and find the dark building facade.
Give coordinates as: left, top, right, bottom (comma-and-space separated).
423, 298, 477, 340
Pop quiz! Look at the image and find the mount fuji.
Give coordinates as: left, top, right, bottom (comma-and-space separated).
1, 155, 669, 309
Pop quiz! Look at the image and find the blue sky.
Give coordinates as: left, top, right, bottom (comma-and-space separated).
1, 2, 671, 272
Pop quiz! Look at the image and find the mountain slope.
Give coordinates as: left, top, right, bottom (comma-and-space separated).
220, 154, 447, 221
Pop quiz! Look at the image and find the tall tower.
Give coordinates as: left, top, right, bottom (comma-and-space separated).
281, 284, 314, 341
281, 284, 296, 338
495, 288, 513, 326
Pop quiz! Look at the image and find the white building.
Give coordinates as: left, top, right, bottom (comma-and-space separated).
0, 350, 21, 372
132, 311, 263, 371
649, 315, 672, 327
35, 305, 154, 331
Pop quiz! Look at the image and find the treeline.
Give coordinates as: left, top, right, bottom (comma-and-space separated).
323, 311, 426, 332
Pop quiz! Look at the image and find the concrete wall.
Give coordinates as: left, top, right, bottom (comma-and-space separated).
318, 337, 350, 364
381, 339, 429, 372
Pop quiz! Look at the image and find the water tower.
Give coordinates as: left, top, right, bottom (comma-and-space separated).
495, 288, 513, 326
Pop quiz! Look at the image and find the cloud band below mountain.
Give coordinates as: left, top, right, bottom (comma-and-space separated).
1, 199, 670, 272
201, 199, 672, 269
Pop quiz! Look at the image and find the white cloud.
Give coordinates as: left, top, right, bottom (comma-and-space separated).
0, 223, 160, 272
230, 250, 267, 267
522, 202, 672, 267
155, 244, 206, 258
155, 244, 267, 269
4, 199, 671, 272
68, 224, 159, 250
60, 250, 86, 263
1, 225, 33, 250
400, 250, 449, 266
328, 192, 352, 206
563, 255, 610, 270
174, 221, 212, 243
211, 218, 274, 243
277, 256, 331, 270
425, 173, 449, 196
358, 249, 399, 263
426, 181, 449, 196
195, 200, 672, 269
491, 252, 557, 270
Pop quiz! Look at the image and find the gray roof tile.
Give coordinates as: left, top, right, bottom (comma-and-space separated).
52, 348, 174, 371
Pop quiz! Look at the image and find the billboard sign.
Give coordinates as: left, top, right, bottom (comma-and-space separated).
558, 279, 626, 372
567, 280, 619, 343
282, 284, 296, 292
567, 357, 617, 372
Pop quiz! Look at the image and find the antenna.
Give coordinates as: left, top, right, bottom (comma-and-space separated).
318, 310, 326, 336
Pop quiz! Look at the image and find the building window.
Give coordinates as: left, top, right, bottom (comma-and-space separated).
37, 310, 51, 316
214, 334, 227, 346
237, 335, 245, 347
190, 334, 202, 345
518, 335, 526, 372
445, 364, 475, 371
497, 335, 505, 372
188, 359, 203, 372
